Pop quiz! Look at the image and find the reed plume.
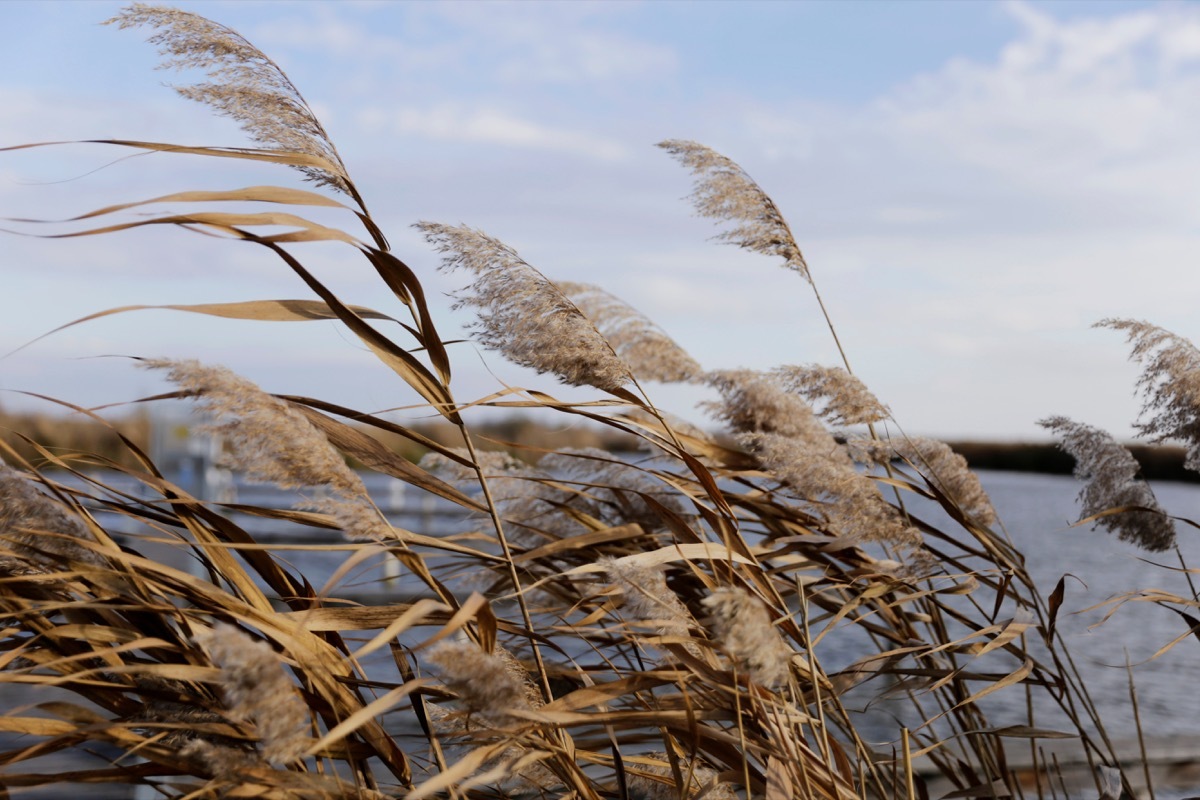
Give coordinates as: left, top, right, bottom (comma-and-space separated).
600, 556, 696, 651
702, 587, 793, 688
626, 752, 736, 800
194, 623, 309, 766
539, 448, 692, 533
144, 359, 397, 542
1039, 416, 1175, 552
1099, 318, 1200, 471
105, 4, 351, 194
426, 640, 537, 722
0, 465, 103, 567
706, 370, 920, 549
424, 448, 689, 543
771, 364, 889, 426
658, 140, 809, 283
416, 223, 634, 392
850, 436, 998, 528
557, 281, 703, 384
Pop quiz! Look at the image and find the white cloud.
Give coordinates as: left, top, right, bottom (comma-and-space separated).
881, 2, 1200, 204
255, 2, 676, 92
358, 103, 626, 160
428, 1, 678, 86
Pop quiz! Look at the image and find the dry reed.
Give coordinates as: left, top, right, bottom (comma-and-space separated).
0, 7, 1152, 800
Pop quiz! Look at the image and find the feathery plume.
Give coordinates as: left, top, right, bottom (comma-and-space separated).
749, 432, 922, 549
144, 359, 401, 544
703, 369, 829, 439
557, 282, 703, 384
0, 466, 103, 567
105, 4, 351, 194
179, 739, 261, 779
425, 448, 689, 540
194, 623, 309, 766
1039, 416, 1175, 552
416, 223, 634, 392
771, 364, 889, 426
306, 495, 399, 542
425, 701, 560, 791
539, 448, 691, 533
426, 641, 536, 722
627, 752, 736, 800
702, 587, 792, 688
1099, 319, 1200, 471
146, 359, 364, 495
600, 556, 695, 648
705, 370, 920, 548
658, 139, 810, 283
850, 437, 997, 527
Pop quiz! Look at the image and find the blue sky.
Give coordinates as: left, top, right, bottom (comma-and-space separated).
3, 0, 1200, 441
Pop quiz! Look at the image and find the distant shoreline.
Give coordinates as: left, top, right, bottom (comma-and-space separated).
4, 406, 1194, 482
947, 440, 1200, 483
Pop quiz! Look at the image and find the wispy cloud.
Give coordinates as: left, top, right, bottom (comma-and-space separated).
358, 103, 626, 160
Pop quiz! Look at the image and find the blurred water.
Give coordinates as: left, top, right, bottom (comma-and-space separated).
980, 469, 1200, 737
876, 468, 1200, 743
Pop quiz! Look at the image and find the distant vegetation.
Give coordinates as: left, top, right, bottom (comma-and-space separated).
0, 406, 150, 469
12, 404, 1197, 483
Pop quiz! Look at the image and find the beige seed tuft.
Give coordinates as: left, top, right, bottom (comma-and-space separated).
771, 364, 890, 426
1039, 416, 1175, 552
702, 587, 793, 688
658, 139, 810, 283
194, 623, 309, 766
557, 281, 703, 384
0, 465, 104, 567
1099, 319, 1200, 472
416, 223, 634, 393
426, 641, 537, 723
105, 4, 351, 194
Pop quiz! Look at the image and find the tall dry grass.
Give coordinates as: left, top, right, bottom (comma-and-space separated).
3, 5, 1195, 800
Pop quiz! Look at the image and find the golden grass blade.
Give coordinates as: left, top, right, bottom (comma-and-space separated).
350, 599, 457, 660
951, 658, 1035, 711
254, 239, 460, 422
976, 614, 1037, 657
306, 679, 428, 757
362, 248, 454, 384
5, 210, 364, 245
0, 138, 346, 178
14, 186, 349, 225
9, 301, 397, 361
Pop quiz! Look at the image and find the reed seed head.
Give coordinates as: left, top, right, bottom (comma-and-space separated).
305, 495, 399, 543
144, 359, 366, 498
1099, 318, 1200, 472
416, 222, 634, 392
771, 364, 889, 426
702, 587, 793, 688
703, 369, 828, 439
557, 282, 703, 384
658, 139, 810, 283
1039, 416, 1176, 552
600, 556, 695, 647
627, 753, 735, 800
105, 4, 351, 193
194, 623, 309, 766
0, 465, 103, 567
851, 436, 998, 528
427, 641, 536, 722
